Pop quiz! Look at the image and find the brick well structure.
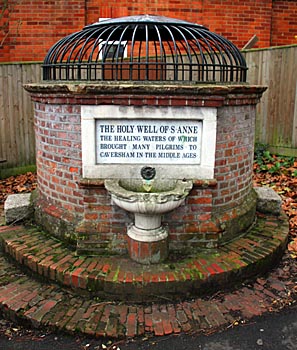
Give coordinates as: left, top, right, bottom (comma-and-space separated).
25, 83, 266, 257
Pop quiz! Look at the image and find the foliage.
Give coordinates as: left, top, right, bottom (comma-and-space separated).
253, 148, 297, 241
254, 143, 296, 175
0, 172, 37, 205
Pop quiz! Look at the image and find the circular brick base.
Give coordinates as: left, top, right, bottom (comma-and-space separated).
127, 236, 168, 264
0, 210, 289, 302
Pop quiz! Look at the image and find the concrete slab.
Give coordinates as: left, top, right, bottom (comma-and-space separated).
4, 193, 33, 224
254, 187, 282, 215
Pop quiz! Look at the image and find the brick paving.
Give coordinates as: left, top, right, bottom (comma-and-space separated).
0, 210, 294, 339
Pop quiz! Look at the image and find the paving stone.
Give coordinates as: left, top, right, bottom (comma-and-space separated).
126, 312, 137, 337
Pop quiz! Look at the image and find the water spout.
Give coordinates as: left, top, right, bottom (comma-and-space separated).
142, 179, 153, 192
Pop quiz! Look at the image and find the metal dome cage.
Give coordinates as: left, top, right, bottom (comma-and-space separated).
43, 15, 247, 83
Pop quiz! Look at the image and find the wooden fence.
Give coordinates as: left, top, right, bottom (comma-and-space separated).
0, 44, 297, 170
244, 44, 297, 156
0, 63, 41, 169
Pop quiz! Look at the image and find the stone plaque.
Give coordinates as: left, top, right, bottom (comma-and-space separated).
96, 119, 202, 164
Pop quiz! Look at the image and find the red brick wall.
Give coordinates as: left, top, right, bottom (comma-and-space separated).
271, 0, 297, 46
1, 0, 296, 63
34, 102, 83, 214
167, 104, 257, 250
86, 0, 203, 25
0, 0, 10, 61
1, 0, 86, 62
214, 105, 255, 211
202, 0, 273, 49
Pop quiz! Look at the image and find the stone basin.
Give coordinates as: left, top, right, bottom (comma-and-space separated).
105, 178, 193, 215
104, 178, 193, 263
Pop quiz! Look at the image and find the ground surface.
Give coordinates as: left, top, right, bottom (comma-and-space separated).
0, 298, 297, 349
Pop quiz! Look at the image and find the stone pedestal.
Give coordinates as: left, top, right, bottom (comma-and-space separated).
127, 213, 168, 242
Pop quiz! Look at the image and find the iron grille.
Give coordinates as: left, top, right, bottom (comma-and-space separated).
43, 15, 247, 83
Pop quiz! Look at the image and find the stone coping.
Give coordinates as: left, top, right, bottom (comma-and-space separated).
24, 82, 267, 108
24, 82, 267, 99
0, 211, 288, 303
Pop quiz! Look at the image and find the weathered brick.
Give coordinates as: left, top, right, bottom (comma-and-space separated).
126, 312, 137, 337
